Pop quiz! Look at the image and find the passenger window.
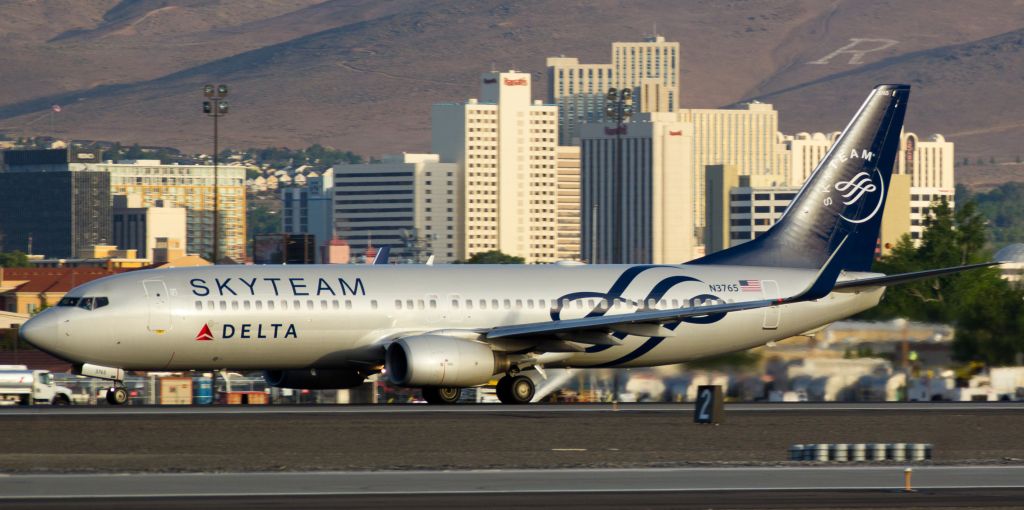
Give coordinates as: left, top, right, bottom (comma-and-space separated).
243, 300, 251, 311
429, 299, 437, 309
491, 299, 499, 309
466, 300, 474, 310
479, 299, 487, 309
306, 300, 314, 310
231, 301, 239, 310
219, 301, 227, 311
207, 300, 215, 310
417, 299, 425, 310
346, 300, 353, 310
539, 299, 547, 309
406, 299, 414, 310
194, 301, 203, 311
255, 300, 263, 311
371, 300, 378, 309
526, 299, 534, 309
78, 298, 94, 310
320, 300, 328, 310
268, 301, 275, 311
281, 300, 288, 310
94, 297, 109, 309
293, 300, 301, 309
515, 299, 523, 308
671, 299, 679, 308
395, 300, 403, 310
332, 300, 339, 310
587, 299, 595, 309
451, 299, 460, 309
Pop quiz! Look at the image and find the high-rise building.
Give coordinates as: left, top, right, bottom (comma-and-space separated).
333, 154, 460, 263
432, 71, 561, 264
547, 35, 680, 144
282, 168, 334, 261
1, 149, 246, 262
253, 233, 316, 264
555, 146, 582, 261
0, 154, 111, 258
673, 102, 782, 232
112, 195, 187, 260
580, 117, 696, 264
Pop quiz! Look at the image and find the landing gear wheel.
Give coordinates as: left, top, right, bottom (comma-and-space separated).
106, 386, 128, 405
496, 375, 535, 405
422, 386, 461, 405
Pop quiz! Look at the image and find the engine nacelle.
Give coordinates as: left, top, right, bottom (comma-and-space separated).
385, 335, 508, 387
263, 368, 370, 389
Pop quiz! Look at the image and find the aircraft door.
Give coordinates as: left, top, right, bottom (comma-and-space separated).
761, 280, 780, 330
143, 280, 172, 332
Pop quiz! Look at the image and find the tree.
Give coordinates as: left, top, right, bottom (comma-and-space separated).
465, 250, 525, 264
863, 198, 1024, 364
0, 251, 30, 268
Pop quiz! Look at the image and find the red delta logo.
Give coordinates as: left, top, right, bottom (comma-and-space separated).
195, 324, 214, 341
504, 78, 528, 86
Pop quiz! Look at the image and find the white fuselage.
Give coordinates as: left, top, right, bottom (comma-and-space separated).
22, 263, 884, 371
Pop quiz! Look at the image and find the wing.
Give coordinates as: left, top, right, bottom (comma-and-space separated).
486, 298, 778, 340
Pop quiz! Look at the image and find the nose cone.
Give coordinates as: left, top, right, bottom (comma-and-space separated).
19, 311, 60, 353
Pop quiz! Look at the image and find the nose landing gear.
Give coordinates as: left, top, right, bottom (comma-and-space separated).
105, 386, 128, 405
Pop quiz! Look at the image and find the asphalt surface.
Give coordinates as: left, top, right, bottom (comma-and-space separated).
2, 467, 1023, 509
1, 403, 1022, 473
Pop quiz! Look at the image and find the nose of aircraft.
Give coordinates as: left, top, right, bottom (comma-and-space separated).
18, 311, 60, 352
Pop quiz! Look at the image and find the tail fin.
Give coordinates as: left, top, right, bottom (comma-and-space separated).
692, 84, 910, 272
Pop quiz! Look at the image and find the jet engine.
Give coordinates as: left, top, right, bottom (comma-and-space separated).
263, 368, 371, 389
385, 335, 508, 387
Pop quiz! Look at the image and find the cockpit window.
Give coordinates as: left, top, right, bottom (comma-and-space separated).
67, 297, 109, 311
58, 297, 80, 307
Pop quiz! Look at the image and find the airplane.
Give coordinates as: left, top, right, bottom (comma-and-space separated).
19, 84, 996, 405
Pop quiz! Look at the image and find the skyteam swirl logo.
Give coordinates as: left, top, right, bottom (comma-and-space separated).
835, 172, 877, 206
823, 167, 885, 225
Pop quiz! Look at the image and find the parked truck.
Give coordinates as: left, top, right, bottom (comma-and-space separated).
0, 365, 72, 405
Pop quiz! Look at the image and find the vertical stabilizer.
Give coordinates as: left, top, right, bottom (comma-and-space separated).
692, 84, 910, 272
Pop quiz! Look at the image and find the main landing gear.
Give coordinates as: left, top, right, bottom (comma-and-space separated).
496, 374, 535, 405
422, 386, 462, 405
105, 385, 128, 405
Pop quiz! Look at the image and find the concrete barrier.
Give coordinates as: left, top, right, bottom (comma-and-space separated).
789, 442, 933, 462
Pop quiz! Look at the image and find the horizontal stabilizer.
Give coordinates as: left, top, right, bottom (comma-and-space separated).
833, 261, 1001, 291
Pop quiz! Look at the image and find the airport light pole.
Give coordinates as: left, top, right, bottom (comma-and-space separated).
605, 88, 633, 263
203, 84, 229, 263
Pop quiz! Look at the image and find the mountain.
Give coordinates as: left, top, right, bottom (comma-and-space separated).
1, 0, 1022, 180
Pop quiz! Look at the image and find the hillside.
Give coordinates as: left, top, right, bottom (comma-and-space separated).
1, 0, 1022, 172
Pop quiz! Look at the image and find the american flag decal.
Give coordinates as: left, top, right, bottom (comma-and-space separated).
739, 280, 762, 292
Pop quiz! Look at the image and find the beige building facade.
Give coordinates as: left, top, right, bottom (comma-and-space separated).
547, 35, 680, 144
432, 71, 561, 264
556, 146, 582, 261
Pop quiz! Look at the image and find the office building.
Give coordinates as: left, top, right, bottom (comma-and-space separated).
432, 71, 560, 264
282, 168, 334, 262
112, 195, 187, 260
579, 117, 696, 264
0, 159, 111, 258
333, 154, 459, 263
547, 35, 680, 144
556, 146, 582, 261
253, 233, 317, 264
0, 149, 246, 262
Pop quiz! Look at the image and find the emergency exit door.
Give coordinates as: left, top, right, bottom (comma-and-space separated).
761, 280, 781, 330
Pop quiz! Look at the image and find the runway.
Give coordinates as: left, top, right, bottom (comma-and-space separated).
2, 466, 1023, 509
3, 401, 1022, 416
1, 403, 1021, 474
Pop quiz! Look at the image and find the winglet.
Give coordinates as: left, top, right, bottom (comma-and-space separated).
372, 246, 390, 265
